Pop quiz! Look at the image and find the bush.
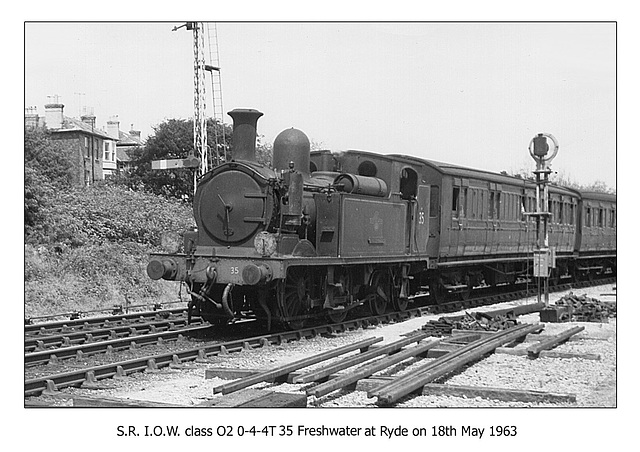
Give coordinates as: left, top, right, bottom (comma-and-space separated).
24, 184, 196, 317
25, 184, 195, 248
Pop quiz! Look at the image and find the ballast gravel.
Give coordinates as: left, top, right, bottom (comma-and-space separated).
49, 284, 616, 408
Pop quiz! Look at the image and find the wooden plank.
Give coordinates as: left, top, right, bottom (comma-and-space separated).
538, 351, 601, 360
427, 345, 462, 358
308, 339, 443, 398
495, 347, 601, 360
421, 383, 576, 404
373, 324, 544, 405
355, 376, 395, 392
205, 367, 260, 380
238, 391, 307, 408
197, 389, 266, 407
291, 333, 430, 384
198, 389, 306, 408
213, 336, 383, 395
494, 347, 528, 356
72, 396, 184, 407
527, 326, 585, 356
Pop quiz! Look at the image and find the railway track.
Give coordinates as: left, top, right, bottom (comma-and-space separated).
24, 307, 190, 336
24, 277, 614, 399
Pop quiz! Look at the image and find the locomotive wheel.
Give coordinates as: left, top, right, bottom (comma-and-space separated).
368, 270, 391, 316
281, 268, 312, 329
393, 274, 409, 311
394, 295, 409, 311
326, 309, 348, 323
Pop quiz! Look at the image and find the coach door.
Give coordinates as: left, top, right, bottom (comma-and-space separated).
426, 184, 440, 257
414, 185, 431, 253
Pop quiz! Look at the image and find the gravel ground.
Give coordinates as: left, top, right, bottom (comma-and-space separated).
39, 283, 616, 408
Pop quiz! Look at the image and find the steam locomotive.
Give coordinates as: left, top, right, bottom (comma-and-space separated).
147, 109, 616, 329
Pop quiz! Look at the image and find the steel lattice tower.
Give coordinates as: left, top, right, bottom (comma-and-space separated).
205, 23, 226, 167
192, 22, 208, 177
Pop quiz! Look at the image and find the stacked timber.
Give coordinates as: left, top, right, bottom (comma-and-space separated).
421, 311, 519, 336
555, 293, 617, 322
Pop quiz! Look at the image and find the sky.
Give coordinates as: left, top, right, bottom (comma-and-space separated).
24, 21, 617, 189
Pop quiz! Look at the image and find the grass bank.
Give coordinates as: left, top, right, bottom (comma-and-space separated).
24, 184, 195, 319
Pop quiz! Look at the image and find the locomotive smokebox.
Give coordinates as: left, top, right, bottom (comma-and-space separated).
228, 108, 264, 162
273, 128, 311, 176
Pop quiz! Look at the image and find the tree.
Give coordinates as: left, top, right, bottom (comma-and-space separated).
119, 117, 275, 201
24, 128, 76, 232
120, 118, 233, 201
501, 167, 616, 195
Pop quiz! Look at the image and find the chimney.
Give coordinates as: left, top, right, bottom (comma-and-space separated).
107, 116, 120, 139
81, 113, 96, 128
129, 124, 141, 143
24, 107, 39, 129
227, 108, 264, 162
45, 103, 64, 129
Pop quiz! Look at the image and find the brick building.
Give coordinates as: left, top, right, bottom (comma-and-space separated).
105, 117, 143, 176
25, 102, 141, 185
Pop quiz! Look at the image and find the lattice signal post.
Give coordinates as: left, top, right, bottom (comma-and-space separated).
152, 22, 225, 192
527, 133, 559, 306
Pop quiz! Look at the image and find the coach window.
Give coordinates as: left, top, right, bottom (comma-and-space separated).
586, 207, 592, 227
611, 209, 616, 228
471, 190, 477, 219
429, 185, 440, 218
559, 202, 564, 224
452, 187, 460, 217
462, 188, 468, 217
488, 192, 494, 219
598, 208, 604, 228
569, 202, 574, 225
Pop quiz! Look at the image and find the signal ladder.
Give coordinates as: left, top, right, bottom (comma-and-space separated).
205, 22, 226, 168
